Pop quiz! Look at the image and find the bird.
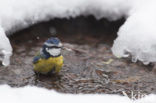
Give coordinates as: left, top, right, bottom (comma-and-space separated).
33, 37, 63, 75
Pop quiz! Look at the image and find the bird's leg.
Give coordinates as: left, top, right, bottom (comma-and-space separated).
34, 71, 41, 78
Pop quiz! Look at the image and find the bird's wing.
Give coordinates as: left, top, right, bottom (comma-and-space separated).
33, 52, 42, 64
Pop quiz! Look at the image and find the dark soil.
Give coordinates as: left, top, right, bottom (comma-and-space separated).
0, 16, 156, 96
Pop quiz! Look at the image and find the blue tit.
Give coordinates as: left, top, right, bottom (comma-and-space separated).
33, 37, 63, 75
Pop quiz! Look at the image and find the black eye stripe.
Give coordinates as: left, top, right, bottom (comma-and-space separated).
47, 46, 61, 49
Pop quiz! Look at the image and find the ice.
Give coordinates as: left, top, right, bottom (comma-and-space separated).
0, 84, 156, 103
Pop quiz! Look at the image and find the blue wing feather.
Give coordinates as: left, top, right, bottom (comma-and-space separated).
33, 56, 41, 64
33, 50, 48, 64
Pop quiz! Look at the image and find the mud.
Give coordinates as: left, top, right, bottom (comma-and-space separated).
0, 16, 156, 96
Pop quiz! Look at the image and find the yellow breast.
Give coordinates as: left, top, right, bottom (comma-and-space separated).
33, 55, 63, 74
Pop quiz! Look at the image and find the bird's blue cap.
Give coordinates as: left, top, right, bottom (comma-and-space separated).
44, 37, 62, 47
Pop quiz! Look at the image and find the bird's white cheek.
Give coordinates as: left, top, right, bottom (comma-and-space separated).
46, 48, 61, 56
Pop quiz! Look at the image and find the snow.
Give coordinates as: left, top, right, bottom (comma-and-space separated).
0, 26, 12, 66
0, 84, 156, 103
112, 0, 156, 64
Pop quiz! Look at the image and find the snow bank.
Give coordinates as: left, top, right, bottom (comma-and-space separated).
0, 0, 132, 66
0, 0, 133, 33
112, 0, 156, 64
0, 84, 156, 103
0, 26, 12, 66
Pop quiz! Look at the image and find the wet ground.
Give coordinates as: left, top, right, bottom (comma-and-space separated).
0, 16, 156, 96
